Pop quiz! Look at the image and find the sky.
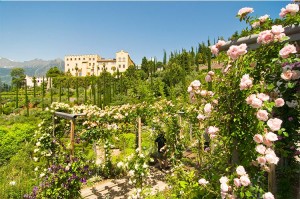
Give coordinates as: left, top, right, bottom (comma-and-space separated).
0, 1, 290, 65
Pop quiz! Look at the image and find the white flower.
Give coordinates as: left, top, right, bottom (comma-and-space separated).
34, 148, 39, 153
33, 157, 38, 162
236, 166, 247, 176
40, 173, 45, 178
117, 161, 124, 168
9, 181, 16, 186
219, 176, 229, 184
198, 178, 209, 185
128, 170, 135, 176
36, 142, 41, 147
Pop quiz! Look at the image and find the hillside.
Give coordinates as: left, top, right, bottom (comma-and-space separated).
0, 58, 65, 85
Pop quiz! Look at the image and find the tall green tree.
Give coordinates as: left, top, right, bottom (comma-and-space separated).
46, 66, 64, 78
11, 68, 25, 108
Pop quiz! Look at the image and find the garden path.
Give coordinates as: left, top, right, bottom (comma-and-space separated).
80, 167, 168, 199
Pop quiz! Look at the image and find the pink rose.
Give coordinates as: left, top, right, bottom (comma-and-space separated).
274, 98, 285, 107
257, 156, 267, 165
263, 138, 273, 147
263, 192, 275, 199
238, 43, 247, 55
252, 21, 260, 28
279, 44, 297, 59
198, 178, 209, 185
234, 178, 241, 187
236, 166, 247, 176
265, 132, 278, 142
246, 94, 256, 105
259, 14, 269, 23
238, 7, 254, 16
274, 33, 286, 42
187, 86, 193, 93
286, 3, 299, 15
271, 25, 284, 35
207, 126, 219, 134
256, 110, 269, 121
210, 45, 219, 55
216, 40, 226, 48
227, 45, 240, 60
256, 144, 266, 155
208, 71, 215, 76
265, 153, 279, 165
281, 70, 294, 81
240, 175, 251, 186
250, 98, 263, 108
240, 74, 253, 90
204, 103, 212, 113
279, 8, 288, 18
200, 90, 208, 97
220, 183, 229, 192
219, 176, 229, 184
197, 114, 206, 120
258, 30, 274, 44
257, 93, 270, 101
291, 70, 300, 80
267, 118, 282, 131
253, 134, 264, 143
205, 75, 212, 82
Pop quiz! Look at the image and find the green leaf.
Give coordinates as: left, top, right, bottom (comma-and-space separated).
283, 132, 289, 137
287, 82, 295, 88
179, 181, 188, 188
240, 192, 245, 198
245, 191, 252, 197
267, 84, 275, 90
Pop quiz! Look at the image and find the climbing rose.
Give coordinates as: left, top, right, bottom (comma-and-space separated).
197, 114, 206, 120
274, 98, 285, 107
240, 175, 251, 186
210, 45, 219, 55
252, 21, 260, 28
263, 192, 275, 199
267, 118, 282, 131
286, 3, 299, 15
227, 44, 247, 60
208, 71, 215, 76
198, 178, 209, 185
265, 153, 279, 165
246, 94, 256, 105
219, 176, 229, 184
204, 103, 212, 113
236, 166, 247, 176
256, 144, 266, 155
240, 74, 253, 90
265, 132, 278, 142
257, 30, 274, 44
220, 183, 229, 192
191, 80, 201, 87
253, 134, 264, 143
205, 75, 212, 82
234, 178, 241, 187
279, 44, 297, 59
256, 110, 269, 121
259, 14, 269, 22
216, 40, 226, 48
187, 86, 193, 93
257, 93, 270, 101
237, 7, 254, 16
281, 70, 294, 80
207, 126, 219, 134
257, 156, 267, 165
250, 98, 263, 109
271, 25, 284, 35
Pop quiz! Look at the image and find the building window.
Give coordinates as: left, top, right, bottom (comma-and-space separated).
89, 63, 91, 66
119, 65, 121, 68
123, 65, 125, 68
75, 58, 77, 61
118, 58, 121, 62
93, 58, 95, 61
79, 58, 81, 60
66, 58, 69, 61
83, 58, 85, 60
89, 58, 91, 61
123, 57, 125, 62
67, 64, 69, 66
70, 58, 72, 61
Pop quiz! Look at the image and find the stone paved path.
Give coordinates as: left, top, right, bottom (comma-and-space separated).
81, 167, 168, 199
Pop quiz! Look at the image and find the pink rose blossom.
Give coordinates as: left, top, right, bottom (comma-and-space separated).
286, 3, 299, 15
205, 75, 212, 82
274, 33, 286, 42
207, 91, 214, 96
208, 71, 215, 76
256, 144, 266, 155
204, 103, 212, 113
238, 7, 254, 16
216, 40, 226, 48
240, 175, 251, 186
252, 21, 260, 28
200, 90, 208, 97
279, 8, 288, 18
210, 45, 219, 55
197, 114, 206, 120
279, 44, 297, 59
236, 166, 247, 176
263, 138, 273, 147
234, 178, 241, 187
250, 98, 263, 109
240, 74, 253, 90
207, 126, 219, 134
257, 30, 274, 44
191, 80, 201, 87
263, 192, 275, 199
281, 70, 294, 81
257, 93, 270, 101
220, 183, 229, 192
246, 94, 256, 105
198, 178, 209, 185
259, 14, 269, 23
265, 132, 278, 142
227, 45, 240, 60
219, 176, 229, 184
256, 110, 269, 121
253, 134, 264, 143
274, 98, 285, 107
257, 156, 267, 165
291, 70, 300, 80
267, 118, 282, 131
238, 43, 248, 55
265, 153, 279, 165
271, 25, 284, 35
187, 86, 193, 93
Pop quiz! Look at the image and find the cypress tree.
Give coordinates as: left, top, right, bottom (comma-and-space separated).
50, 78, 53, 104
25, 80, 29, 116
59, 79, 62, 102
42, 76, 45, 110
33, 76, 36, 98
15, 82, 19, 109
163, 50, 167, 65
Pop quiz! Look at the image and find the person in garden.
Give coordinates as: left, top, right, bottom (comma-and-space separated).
155, 133, 168, 170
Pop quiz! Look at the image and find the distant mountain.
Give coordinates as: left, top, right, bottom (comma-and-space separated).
0, 57, 65, 85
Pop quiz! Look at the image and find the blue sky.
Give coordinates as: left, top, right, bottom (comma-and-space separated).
0, 1, 289, 65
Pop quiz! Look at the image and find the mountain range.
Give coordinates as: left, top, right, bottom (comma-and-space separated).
0, 57, 65, 85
